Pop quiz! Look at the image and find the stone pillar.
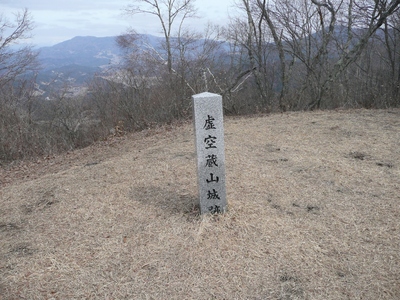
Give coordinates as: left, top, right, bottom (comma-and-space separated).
192, 92, 227, 214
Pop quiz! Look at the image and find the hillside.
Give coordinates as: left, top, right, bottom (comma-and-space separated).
1, 109, 399, 299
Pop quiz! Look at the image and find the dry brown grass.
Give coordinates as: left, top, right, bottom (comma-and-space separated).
1, 109, 399, 299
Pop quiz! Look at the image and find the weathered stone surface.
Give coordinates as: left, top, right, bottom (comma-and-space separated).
192, 92, 227, 214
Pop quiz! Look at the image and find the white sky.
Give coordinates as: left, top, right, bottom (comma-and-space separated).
1, 0, 236, 47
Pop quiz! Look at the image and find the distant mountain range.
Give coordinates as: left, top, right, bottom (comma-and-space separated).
39, 36, 121, 69
36, 35, 165, 90
34, 27, 385, 98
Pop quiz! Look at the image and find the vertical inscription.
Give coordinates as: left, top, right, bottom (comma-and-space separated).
192, 93, 227, 214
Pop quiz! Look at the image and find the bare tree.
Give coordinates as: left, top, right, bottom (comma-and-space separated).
256, 0, 294, 111
219, 0, 276, 111
251, 0, 343, 109
0, 8, 39, 161
0, 9, 38, 89
243, 0, 275, 109
241, 0, 400, 110
124, 0, 197, 73
382, 11, 400, 105
309, 0, 400, 108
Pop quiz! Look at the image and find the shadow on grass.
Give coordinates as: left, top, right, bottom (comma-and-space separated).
129, 186, 200, 219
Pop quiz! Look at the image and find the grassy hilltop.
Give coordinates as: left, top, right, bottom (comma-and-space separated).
1, 109, 399, 299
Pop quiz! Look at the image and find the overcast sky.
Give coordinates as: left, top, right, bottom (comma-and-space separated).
1, 0, 235, 47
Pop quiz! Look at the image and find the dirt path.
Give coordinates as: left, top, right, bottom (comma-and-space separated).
1, 109, 399, 299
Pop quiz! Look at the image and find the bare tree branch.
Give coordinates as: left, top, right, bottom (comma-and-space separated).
124, 0, 197, 73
